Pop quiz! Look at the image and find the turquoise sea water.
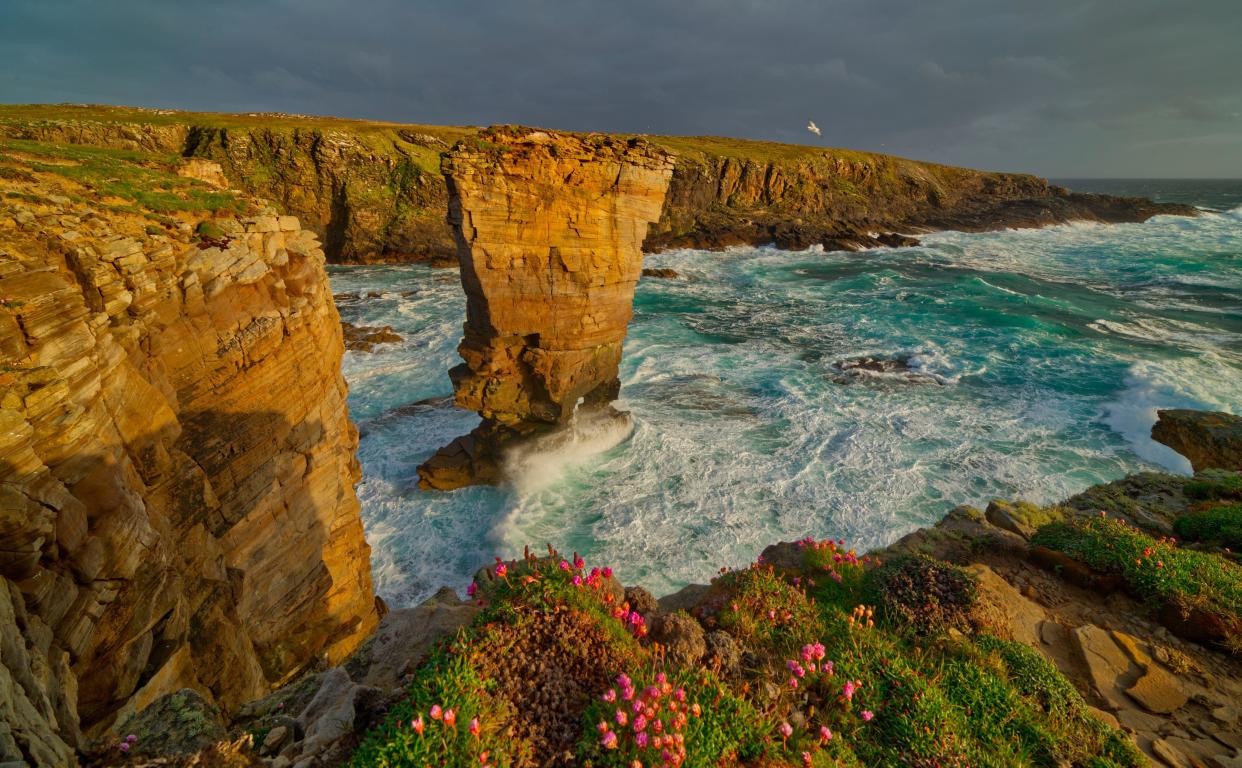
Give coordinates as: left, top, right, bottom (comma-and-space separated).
331, 181, 1242, 606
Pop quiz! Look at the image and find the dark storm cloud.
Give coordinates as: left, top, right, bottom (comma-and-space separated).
2, 0, 1239, 176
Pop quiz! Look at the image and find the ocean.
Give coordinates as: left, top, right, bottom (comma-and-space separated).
330, 180, 1242, 607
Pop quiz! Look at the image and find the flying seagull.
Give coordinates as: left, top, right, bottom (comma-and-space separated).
807, 120, 822, 137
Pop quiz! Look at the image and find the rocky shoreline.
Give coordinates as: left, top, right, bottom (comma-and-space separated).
79, 411, 1242, 768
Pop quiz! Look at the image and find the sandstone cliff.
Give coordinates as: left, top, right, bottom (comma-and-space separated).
1152, 409, 1242, 472
416, 128, 674, 489
0, 106, 1195, 265
0, 147, 377, 764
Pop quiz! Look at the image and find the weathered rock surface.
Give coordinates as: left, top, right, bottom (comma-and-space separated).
417, 127, 673, 489
340, 322, 402, 352
0, 172, 377, 763
1152, 409, 1242, 472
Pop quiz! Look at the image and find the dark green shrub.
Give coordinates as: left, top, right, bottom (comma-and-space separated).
866, 554, 977, 634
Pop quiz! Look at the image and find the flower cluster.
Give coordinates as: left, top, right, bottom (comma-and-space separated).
465, 548, 616, 605
847, 604, 875, 630
596, 672, 700, 767
798, 537, 876, 585
115, 734, 137, 753
402, 706, 490, 766
785, 642, 831, 688
611, 603, 648, 638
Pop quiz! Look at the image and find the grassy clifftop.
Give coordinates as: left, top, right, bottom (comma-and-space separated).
1, 104, 1192, 264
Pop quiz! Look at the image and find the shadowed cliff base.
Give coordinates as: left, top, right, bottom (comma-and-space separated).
416, 127, 673, 490
0, 410, 378, 766
0, 105, 1198, 265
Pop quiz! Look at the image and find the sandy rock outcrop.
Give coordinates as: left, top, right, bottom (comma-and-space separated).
1152, 409, 1242, 472
0, 189, 377, 763
417, 127, 673, 489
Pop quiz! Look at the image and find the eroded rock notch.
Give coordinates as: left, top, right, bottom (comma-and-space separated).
418, 127, 674, 489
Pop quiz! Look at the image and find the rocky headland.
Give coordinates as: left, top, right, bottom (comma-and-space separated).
416, 127, 674, 490
0, 140, 377, 765
3, 114, 1239, 768
0, 105, 1197, 265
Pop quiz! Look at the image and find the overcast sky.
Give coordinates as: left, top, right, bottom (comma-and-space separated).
2, 0, 1240, 177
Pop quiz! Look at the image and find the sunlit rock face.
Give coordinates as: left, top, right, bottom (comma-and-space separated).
0, 194, 377, 759
418, 127, 674, 490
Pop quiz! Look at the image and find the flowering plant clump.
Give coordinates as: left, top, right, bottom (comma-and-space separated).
1032, 513, 1242, 649
867, 554, 976, 635
592, 671, 697, 766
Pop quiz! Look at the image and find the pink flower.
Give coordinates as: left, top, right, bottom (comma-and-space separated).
430, 704, 443, 720
602, 688, 617, 703
634, 714, 648, 732
778, 722, 793, 739
574, 555, 585, 569
444, 708, 457, 727
617, 673, 632, 688
572, 575, 583, 586
842, 680, 857, 700
125, 735, 137, 743
819, 725, 833, 741
635, 731, 649, 748
118, 742, 130, 753
494, 563, 508, 578
469, 717, 480, 737
862, 710, 874, 722
602, 566, 613, 577
559, 560, 571, 571
412, 716, 425, 735
615, 709, 628, 726
466, 582, 477, 597
601, 730, 618, 749
803, 752, 813, 766
788, 677, 799, 689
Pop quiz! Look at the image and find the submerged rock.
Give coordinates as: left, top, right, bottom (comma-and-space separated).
642, 267, 680, 279
341, 321, 403, 352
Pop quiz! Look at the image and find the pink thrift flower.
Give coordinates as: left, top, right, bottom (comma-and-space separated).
494, 563, 507, 577
559, 560, 571, 571
466, 582, 477, 597
126, 735, 137, 743
862, 710, 874, 722
615, 709, 628, 726
635, 731, 649, 748
572, 575, 583, 586
819, 725, 833, 741
430, 704, 443, 720
118, 742, 130, 753
574, 555, 585, 569
602, 566, 613, 577
601, 730, 618, 749
444, 708, 457, 727
602, 688, 617, 703
778, 722, 793, 739
788, 677, 799, 689
413, 716, 425, 735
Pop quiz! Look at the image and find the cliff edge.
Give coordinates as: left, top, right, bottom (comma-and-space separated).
0, 140, 377, 764
0, 106, 1197, 264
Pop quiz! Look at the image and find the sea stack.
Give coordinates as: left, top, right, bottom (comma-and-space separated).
418, 127, 674, 490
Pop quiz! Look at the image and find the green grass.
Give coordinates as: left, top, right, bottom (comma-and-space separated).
1174, 503, 1242, 550
1185, 472, 1242, 501
348, 539, 1145, 767
0, 138, 247, 215
1032, 515, 1242, 626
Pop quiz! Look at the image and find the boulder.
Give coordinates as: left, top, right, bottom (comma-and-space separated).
1152, 409, 1242, 472
649, 611, 706, 666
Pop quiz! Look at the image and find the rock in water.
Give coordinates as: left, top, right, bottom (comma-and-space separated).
1151, 409, 1242, 472
418, 127, 674, 489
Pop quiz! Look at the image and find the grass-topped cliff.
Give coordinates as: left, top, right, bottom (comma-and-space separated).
0, 104, 1195, 264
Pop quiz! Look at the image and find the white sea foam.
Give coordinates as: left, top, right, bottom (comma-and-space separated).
329, 200, 1242, 607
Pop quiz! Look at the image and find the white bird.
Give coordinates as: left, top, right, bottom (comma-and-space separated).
806, 120, 822, 137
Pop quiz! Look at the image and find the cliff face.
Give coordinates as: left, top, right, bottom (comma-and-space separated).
1152, 409, 1242, 472
0, 107, 1196, 266
0, 158, 377, 763
417, 128, 674, 490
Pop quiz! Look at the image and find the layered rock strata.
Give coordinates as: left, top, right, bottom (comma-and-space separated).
1152, 409, 1242, 472
1, 107, 1195, 264
417, 128, 674, 489
0, 185, 377, 763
